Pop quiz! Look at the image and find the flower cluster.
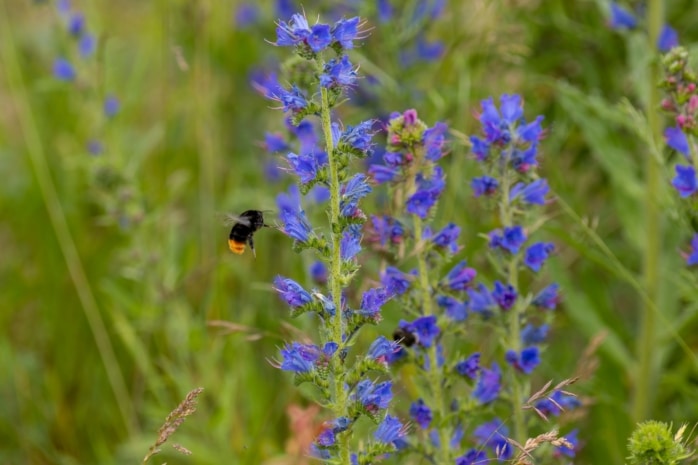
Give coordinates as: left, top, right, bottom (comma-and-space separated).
660, 47, 698, 267
607, 2, 679, 52
262, 12, 407, 464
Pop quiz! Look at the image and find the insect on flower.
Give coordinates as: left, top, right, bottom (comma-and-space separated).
223, 210, 273, 257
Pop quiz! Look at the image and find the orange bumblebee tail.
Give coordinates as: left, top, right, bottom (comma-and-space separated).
228, 239, 246, 254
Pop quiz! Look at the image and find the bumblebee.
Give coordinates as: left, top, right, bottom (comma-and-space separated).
393, 326, 417, 347
225, 210, 269, 257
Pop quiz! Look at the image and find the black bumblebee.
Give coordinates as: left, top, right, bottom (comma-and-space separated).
224, 210, 270, 257
393, 326, 417, 347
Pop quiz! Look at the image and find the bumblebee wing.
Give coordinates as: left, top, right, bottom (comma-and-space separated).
221, 213, 252, 227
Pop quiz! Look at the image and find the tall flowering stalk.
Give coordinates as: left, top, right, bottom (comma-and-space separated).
262, 13, 405, 464
367, 99, 579, 463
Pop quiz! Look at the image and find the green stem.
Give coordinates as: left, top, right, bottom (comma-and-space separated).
413, 216, 450, 464
319, 86, 350, 465
633, 0, 663, 423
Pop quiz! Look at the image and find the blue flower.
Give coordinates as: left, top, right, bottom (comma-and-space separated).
467, 284, 497, 316
432, 223, 460, 253
277, 186, 313, 242
340, 173, 372, 216
341, 224, 362, 260
664, 126, 689, 157
355, 379, 392, 412
104, 95, 119, 117
609, 2, 637, 29
275, 13, 332, 52
381, 266, 411, 296
455, 352, 480, 379
309, 261, 328, 285
368, 215, 404, 246
285, 152, 318, 183
535, 391, 580, 417
309, 443, 332, 460
489, 225, 527, 254
360, 287, 392, 317
234, 4, 260, 28
279, 342, 320, 372
478, 96, 511, 144
78, 33, 96, 58
264, 132, 289, 152
517, 115, 544, 143
469, 135, 490, 161
316, 428, 336, 446
555, 429, 579, 458
53, 58, 76, 81
87, 139, 103, 156
473, 363, 501, 404
500, 93, 523, 123
455, 449, 488, 465
445, 260, 476, 291
471, 176, 499, 196
524, 242, 555, 272
522, 323, 549, 345
368, 164, 400, 183
331, 17, 363, 49
377, 0, 393, 22
409, 399, 432, 429
250, 70, 282, 98
505, 346, 540, 374
374, 414, 405, 444
474, 419, 512, 460
274, 85, 308, 113
68, 12, 84, 36
686, 234, 698, 266
510, 179, 549, 205
436, 295, 467, 321
367, 336, 399, 363
658, 25, 679, 52
672, 165, 698, 198
274, 276, 312, 307
341, 120, 374, 152
406, 166, 445, 218
533, 283, 561, 310
511, 144, 539, 173
411, 315, 440, 347
492, 281, 517, 310
320, 55, 357, 89
275, 0, 294, 18
423, 122, 448, 160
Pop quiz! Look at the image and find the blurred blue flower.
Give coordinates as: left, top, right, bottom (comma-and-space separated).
277, 186, 313, 242
471, 175, 499, 196
377, 0, 393, 22
68, 12, 84, 36
505, 346, 540, 374
368, 164, 399, 183
672, 165, 697, 198
410, 315, 440, 347
275, 0, 294, 19
473, 363, 501, 404
511, 144, 539, 172
455, 352, 480, 378
275, 85, 308, 113
359, 287, 392, 317
406, 166, 445, 218
555, 429, 579, 458
381, 266, 411, 296
309, 261, 328, 285
517, 115, 544, 143
664, 126, 689, 157
658, 25, 679, 52
367, 336, 399, 363
279, 341, 320, 372
274, 276, 312, 307
455, 449, 487, 465
470, 135, 490, 161
533, 283, 561, 310
492, 281, 517, 310
78, 33, 96, 58
687, 234, 698, 266
87, 139, 103, 156
474, 419, 512, 459
524, 241, 555, 272
436, 295, 467, 321
340, 173, 372, 216
521, 323, 549, 345
285, 152, 318, 184
489, 225, 527, 254
53, 58, 76, 81
355, 379, 392, 412
320, 55, 357, 89
409, 399, 432, 429
432, 222, 460, 253
340, 224, 362, 260
535, 390, 580, 417
104, 95, 119, 117
331, 17, 363, 50
510, 179, 549, 205
263, 132, 289, 153
609, 2, 637, 29
234, 3, 259, 28
445, 260, 476, 291
467, 284, 497, 316
374, 414, 405, 444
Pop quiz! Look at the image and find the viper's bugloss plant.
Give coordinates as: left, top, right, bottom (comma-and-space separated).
366, 97, 579, 463
261, 12, 407, 464
660, 46, 698, 267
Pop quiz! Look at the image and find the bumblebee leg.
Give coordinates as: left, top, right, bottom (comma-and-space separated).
248, 236, 256, 258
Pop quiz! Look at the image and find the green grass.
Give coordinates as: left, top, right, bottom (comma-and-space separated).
1, 1, 698, 464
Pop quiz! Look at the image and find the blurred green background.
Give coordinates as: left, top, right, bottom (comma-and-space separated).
2, 0, 698, 464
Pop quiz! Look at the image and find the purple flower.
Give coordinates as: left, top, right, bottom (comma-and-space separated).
274, 276, 312, 307
555, 429, 579, 458
369, 164, 400, 183
377, 0, 393, 22
279, 342, 320, 372
478, 96, 511, 145
423, 122, 448, 161
291, 120, 319, 155
309, 261, 328, 285
331, 17, 363, 49
274, 85, 308, 113
500, 94, 523, 123
367, 336, 399, 363
368, 215, 404, 246
436, 295, 467, 321
455, 449, 487, 465
664, 126, 689, 157
490, 225, 527, 254
285, 152, 318, 183
524, 242, 555, 272
455, 352, 480, 379
406, 166, 445, 218
355, 379, 392, 412
517, 115, 544, 143
474, 419, 512, 460
340, 174, 372, 216
658, 25, 679, 52
78, 33, 96, 58
275, 0, 294, 18
411, 315, 440, 348
277, 186, 313, 242
341, 225, 362, 261
505, 346, 540, 374
104, 95, 119, 117
341, 120, 374, 153
510, 179, 549, 205
320, 55, 357, 89
467, 284, 497, 316
473, 363, 501, 403
522, 323, 549, 345
471, 176, 499, 196
470, 135, 490, 161
609, 2, 637, 29
535, 391, 581, 417
445, 260, 477, 291
686, 234, 698, 266
432, 223, 460, 253
672, 165, 698, 198
533, 283, 561, 310
87, 139, 103, 156
409, 399, 432, 429
316, 428, 336, 447
511, 144, 539, 172
381, 266, 411, 296
309, 443, 332, 460
374, 414, 405, 444
264, 132, 289, 152
53, 58, 76, 81
416, 35, 444, 61
250, 70, 282, 99
492, 281, 517, 310
68, 12, 85, 36
360, 287, 392, 317
275, 13, 332, 52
